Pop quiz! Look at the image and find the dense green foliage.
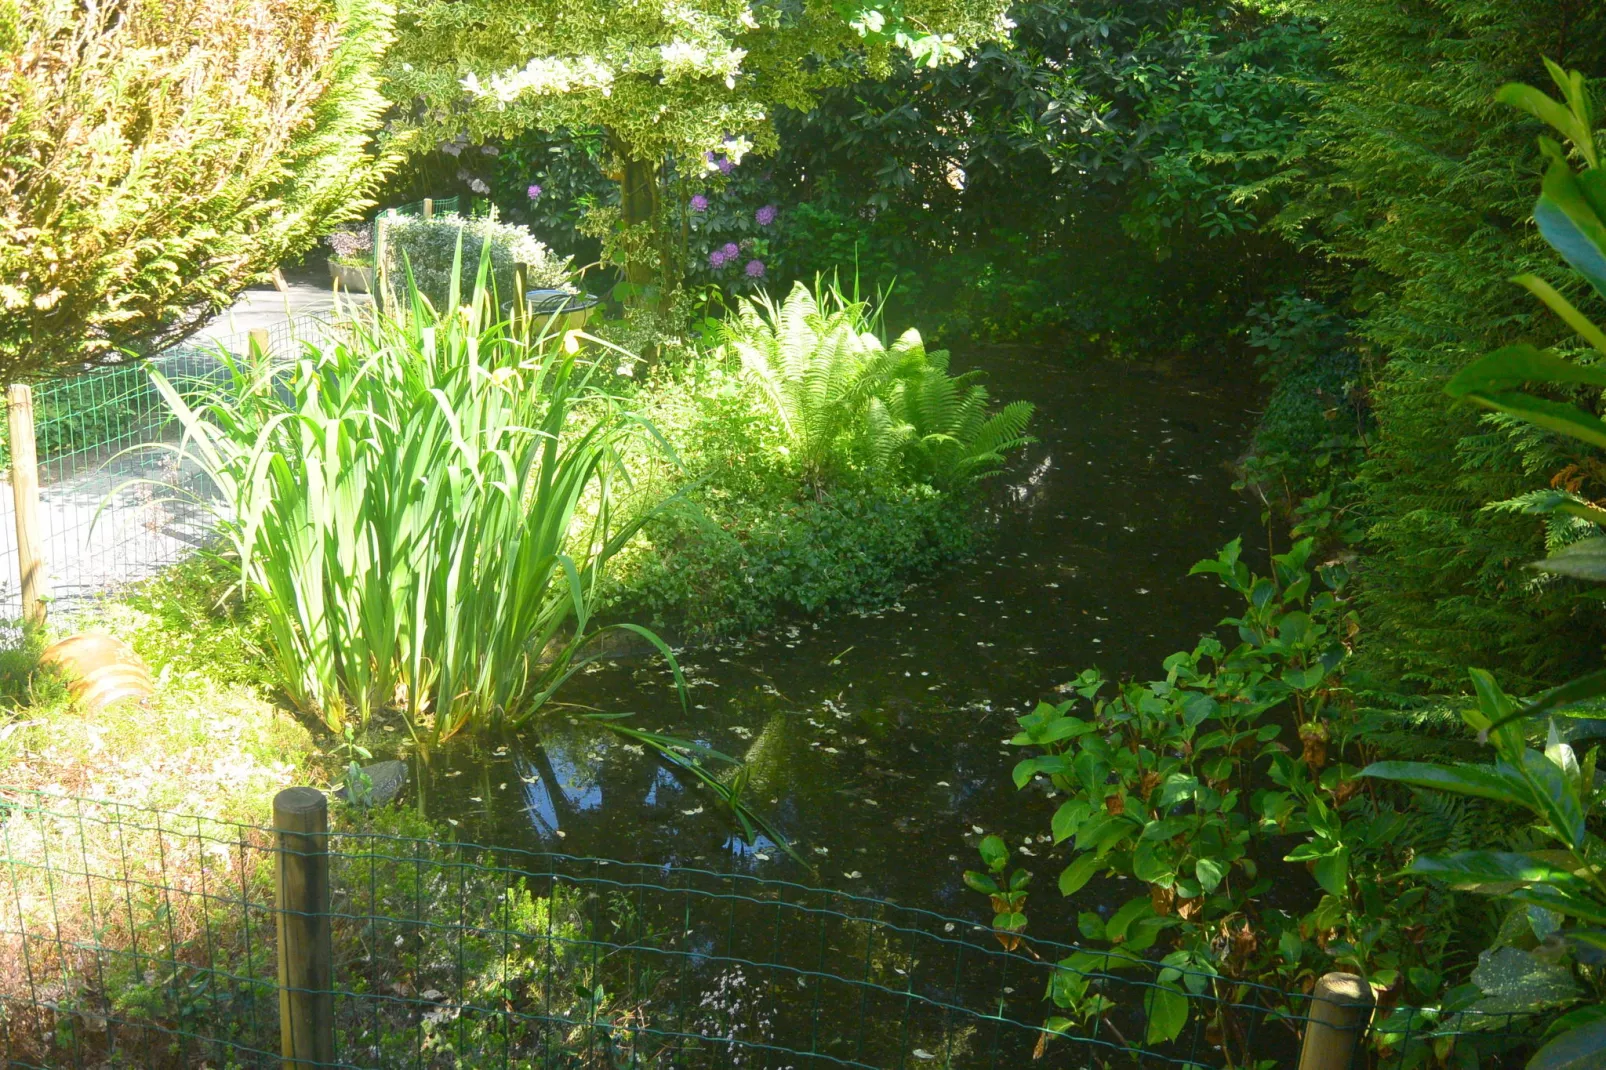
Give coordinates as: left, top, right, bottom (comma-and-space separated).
1290, 0, 1606, 690
609, 279, 1029, 638
383, 212, 571, 309
382, 0, 1011, 299
720, 281, 1032, 488
759, 0, 1324, 343
0, 0, 394, 382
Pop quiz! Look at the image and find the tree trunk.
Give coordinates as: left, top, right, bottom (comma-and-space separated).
612, 136, 661, 297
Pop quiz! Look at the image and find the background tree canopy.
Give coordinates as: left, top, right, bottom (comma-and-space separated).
384, 0, 1013, 293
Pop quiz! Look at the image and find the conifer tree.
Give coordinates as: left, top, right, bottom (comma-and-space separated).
0, 0, 394, 383
1290, 0, 1606, 688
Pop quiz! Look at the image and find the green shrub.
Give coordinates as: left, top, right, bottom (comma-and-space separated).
871, 344, 1033, 491
603, 310, 1002, 639
0, 0, 393, 384
383, 212, 571, 311
720, 279, 1032, 490
718, 280, 910, 489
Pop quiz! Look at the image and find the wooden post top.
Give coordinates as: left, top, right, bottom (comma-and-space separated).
1312, 972, 1374, 1009
273, 787, 327, 831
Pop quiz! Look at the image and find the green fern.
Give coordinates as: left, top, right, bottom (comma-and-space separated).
722, 279, 1033, 491
720, 280, 911, 488
873, 341, 1035, 489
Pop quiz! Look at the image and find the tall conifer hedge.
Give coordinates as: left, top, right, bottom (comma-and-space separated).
1297, 0, 1606, 688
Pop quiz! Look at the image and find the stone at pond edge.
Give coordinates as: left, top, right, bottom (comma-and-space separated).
334, 760, 409, 806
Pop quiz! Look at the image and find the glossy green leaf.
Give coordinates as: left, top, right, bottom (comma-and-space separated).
1488, 669, 1606, 734
1455, 389, 1606, 450
1361, 760, 1532, 807
1132, 841, 1174, 884
1530, 537, 1606, 581
1106, 896, 1152, 943
963, 871, 999, 895
1447, 344, 1606, 396
1409, 850, 1590, 891
1512, 274, 1606, 354
1517, 748, 1588, 849
1195, 856, 1226, 893
1313, 847, 1349, 898
1497, 81, 1595, 164
1144, 982, 1189, 1045
1528, 1018, 1606, 1070
978, 834, 1008, 871
1058, 853, 1101, 897
1471, 946, 1582, 1014
1051, 800, 1088, 845
1536, 156, 1606, 299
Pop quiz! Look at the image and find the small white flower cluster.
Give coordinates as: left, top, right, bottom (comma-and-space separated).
461, 55, 615, 103
659, 39, 747, 89
323, 228, 372, 259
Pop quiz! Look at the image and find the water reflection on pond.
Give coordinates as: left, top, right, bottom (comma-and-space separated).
417, 346, 1266, 925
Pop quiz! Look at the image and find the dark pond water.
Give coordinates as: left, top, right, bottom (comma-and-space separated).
413, 345, 1269, 924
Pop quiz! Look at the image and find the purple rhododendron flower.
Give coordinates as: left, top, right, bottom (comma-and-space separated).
755, 205, 777, 226
717, 157, 735, 175
709, 249, 729, 268
526, 184, 543, 200
744, 259, 765, 278
704, 151, 718, 164
721, 242, 740, 259
690, 194, 710, 212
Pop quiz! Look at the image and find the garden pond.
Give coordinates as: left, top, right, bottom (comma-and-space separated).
408, 345, 1272, 922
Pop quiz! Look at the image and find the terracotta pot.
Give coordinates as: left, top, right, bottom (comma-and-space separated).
40, 633, 154, 712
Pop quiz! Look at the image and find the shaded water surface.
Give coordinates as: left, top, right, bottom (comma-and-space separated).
417, 346, 1268, 921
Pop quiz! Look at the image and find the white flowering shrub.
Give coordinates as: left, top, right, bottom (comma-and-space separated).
383, 213, 572, 309
323, 227, 374, 263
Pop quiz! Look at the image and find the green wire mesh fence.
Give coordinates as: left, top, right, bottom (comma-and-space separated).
0, 786, 1544, 1070
0, 312, 343, 618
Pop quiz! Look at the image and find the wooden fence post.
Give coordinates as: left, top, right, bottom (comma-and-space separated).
8, 384, 46, 626
274, 787, 334, 1069
1298, 972, 1375, 1070
423, 197, 433, 221
249, 328, 270, 359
